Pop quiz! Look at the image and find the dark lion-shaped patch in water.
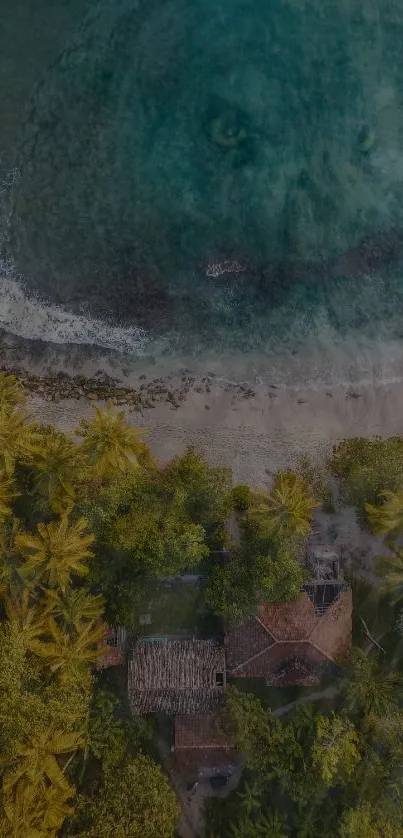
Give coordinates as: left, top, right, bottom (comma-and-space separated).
204, 95, 258, 168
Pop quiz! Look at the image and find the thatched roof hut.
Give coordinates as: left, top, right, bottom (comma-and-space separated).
128, 639, 226, 715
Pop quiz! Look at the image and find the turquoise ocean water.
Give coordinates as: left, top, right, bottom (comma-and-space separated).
1, 0, 403, 373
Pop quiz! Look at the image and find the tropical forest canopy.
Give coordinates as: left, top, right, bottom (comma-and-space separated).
0, 372, 402, 835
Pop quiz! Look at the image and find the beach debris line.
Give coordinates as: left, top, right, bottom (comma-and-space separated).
0, 364, 257, 411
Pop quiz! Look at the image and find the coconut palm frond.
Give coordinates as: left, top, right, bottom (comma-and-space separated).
365, 489, 403, 537
30, 617, 106, 685
0, 589, 50, 650
0, 471, 19, 520
377, 545, 403, 603
0, 372, 26, 409
2, 778, 75, 834
249, 471, 318, 540
43, 587, 104, 633
39, 781, 75, 831
4, 727, 82, 796
0, 405, 40, 475
32, 428, 82, 514
15, 516, 94, 593
2, 779, 49, 837
76, 400, 148, 478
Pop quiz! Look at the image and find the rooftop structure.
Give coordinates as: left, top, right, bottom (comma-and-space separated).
305, 543, 342, 580
128, 639, 226, 715
225, 579, 352, 686
173, 714, 237, 777
304, 543, 345, 616
97, 625, 127, 669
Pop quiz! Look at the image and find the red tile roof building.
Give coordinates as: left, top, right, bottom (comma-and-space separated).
225, 586, 352, 686
173, 714, 237, 776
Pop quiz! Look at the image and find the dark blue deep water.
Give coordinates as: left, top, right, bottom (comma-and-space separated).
2, 0, 403, 365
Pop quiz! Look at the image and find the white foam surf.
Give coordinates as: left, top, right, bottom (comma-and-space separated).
0, 258, 150, 354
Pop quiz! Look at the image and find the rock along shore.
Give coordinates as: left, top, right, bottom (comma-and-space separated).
1, 364, 258, 412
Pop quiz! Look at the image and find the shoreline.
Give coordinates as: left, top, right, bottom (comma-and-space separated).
2, 339, 396, 575
5, 318, 403, 390
7, 358, 401, 488
2, 328, 403, 487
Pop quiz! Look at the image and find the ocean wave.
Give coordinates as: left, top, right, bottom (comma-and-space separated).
0, 259, 150, 353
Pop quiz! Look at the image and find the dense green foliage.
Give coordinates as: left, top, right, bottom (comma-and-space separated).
206, 434, 403, 837
204, 541, 305, 619
248, 471, 318, 540
80, 448, 232, 622
0, 377, 180, 837
204, 478, 312, 619
3, 371, 403, 837
206, 668, 403, 837
70, 756, 180, 838
329, 436, 403, 520
0, 373, 309, 835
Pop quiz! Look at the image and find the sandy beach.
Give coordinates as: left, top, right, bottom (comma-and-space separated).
18, 353, 394, 581
1, 326, 403, 487
25, 366, 403, 488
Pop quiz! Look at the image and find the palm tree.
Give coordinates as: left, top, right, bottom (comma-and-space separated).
44, 587, 104, 633
237, 780, 262, 817
0, 372, 26, 409
229, 818, 258, 838
376, 544, 403, 603
31, 428, 82, 514
0, 516, 23, 592
229, 811, 286, 838
34, 781, 75, 833
0, 472, 18, 520
2, 725, 81, 795
75, 400, 147, 478
0, 405, 39, 475
1, 780, 49, 838
365, 489, 403, 539
29, 617, 107, 686
343, 647, 402, 717
255, 812, 287, 837
15, 516, 94, 593
1, 777, 74, 837
0, 589, 50, 651
248, 471, 318, 540
292, 702, 317, 743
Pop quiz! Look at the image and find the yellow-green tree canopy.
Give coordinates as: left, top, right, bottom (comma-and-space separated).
0, 472, 18, 521
0, 373, 182, 838
77, 755, 180, 838
329, 436, 403, 520
376, 545, 403, 603
342, 647, 402, 717
365, 489, 403, 538
340, 803, 403, 838
30, 617, 106, 687
75, 401, 148, 478
0, 404, 39, 475
0, 372, 26, 409
15, 516, 94, 593
311, 713, 361, 787
248, 471, 318, 541
31, 426, 83, 514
